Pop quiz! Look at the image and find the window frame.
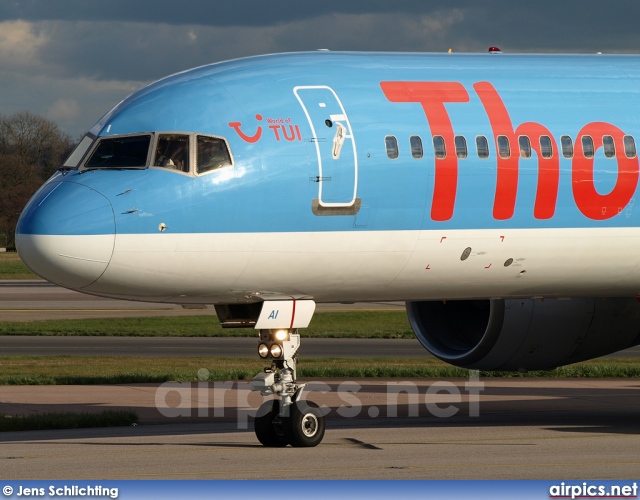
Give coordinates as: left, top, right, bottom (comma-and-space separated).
81, 131, 235, 176
63, 134, 96, 168
385, 135, 399, 160
582, 135, 595, 159
540, 135, 553, 159
497, 135, 511, 159
518, 135, 532, 159
561, 135, 574, 158
433, 135, 446, 159
196, 134, 234, 175
476, 135, 490, 159
410, 135, 423, 159
82, 132, 153, 170
153, 133, 192, 174
454, 135, 468, 159
624, 135, 637, 159
602, 135, 616, 158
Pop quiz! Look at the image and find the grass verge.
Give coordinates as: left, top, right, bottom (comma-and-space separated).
1, 356, 639, 384
0, 410, 138, 432
0, 252, 38, 279
0, 312, 415, 338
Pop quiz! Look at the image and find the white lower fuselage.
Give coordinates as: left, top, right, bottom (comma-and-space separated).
17, 227, 640, 304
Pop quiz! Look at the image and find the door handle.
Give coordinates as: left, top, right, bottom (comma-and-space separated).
332, 123, 346, 159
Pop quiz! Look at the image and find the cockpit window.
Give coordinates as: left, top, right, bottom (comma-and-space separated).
85, 135, 151, 168
154, 134, 190, 173
80, 132, 232, 175
63, 135, 94, 168
197, 136, 232, 174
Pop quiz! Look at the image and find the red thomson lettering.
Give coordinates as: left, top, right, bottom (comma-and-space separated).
572, 122, 639, 220
382, 80, 638, 222
381, 81, 469, 221
474, 82, 559, 220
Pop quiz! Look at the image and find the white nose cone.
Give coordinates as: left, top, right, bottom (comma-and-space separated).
16, 181, 115, 290
17, 233, 115, 289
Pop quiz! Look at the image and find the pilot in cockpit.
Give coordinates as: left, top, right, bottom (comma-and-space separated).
155, 135, 189, 172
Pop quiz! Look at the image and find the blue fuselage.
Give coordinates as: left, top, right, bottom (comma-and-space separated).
15, 52, 640, 302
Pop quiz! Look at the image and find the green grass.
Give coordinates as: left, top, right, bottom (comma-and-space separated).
1, 355, 639, 385
0, 251, 38, 279
0, 311, 415, 338
0, 410, 138, 432
1, 255, 639, 382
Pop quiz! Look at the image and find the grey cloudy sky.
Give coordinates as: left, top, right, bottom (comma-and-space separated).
1, 0, 638, 137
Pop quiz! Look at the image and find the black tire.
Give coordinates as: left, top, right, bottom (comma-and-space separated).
287, 400, 325, 448
254, 400, 290, 447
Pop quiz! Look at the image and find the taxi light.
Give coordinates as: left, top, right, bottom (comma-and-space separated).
273, 329, 289, 341
258, 343, 270, 358
269, 344, 283, 358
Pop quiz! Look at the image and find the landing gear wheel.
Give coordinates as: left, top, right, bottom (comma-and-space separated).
254, 400, 290, 447
287, 400, 325, 448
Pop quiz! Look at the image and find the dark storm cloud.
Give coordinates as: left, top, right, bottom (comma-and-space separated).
456, 2, 640, 51
0, 0, 417, 26
5, 2, 640, 63
26, 1, 640, 85
3, 0, 640, 136
1, 0, 639, 43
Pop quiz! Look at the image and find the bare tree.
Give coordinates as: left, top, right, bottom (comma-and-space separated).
0, 112, 76, 248
0, 111, 74, 180
0, 154, 42, 248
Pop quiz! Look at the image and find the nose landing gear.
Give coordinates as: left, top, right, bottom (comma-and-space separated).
250, 328, 326, 447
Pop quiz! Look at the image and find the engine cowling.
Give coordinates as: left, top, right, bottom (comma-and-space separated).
406, 298, 640, 371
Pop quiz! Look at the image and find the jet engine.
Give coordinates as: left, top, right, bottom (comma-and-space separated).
406, 298, 640, 371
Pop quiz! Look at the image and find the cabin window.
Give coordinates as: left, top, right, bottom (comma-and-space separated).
85, 134, 151, 169
410, 135, 423, 159
561, 135, 573, 158
433, 136, 446, 159
154, 134, 190, 172
497, 135, 510, 159
603, 135, 615, 158
624, 135, 637, 158
518, 136, 531, 158
385, 136, 399, 159
197, 136, 233, 173
455, 135, 467, 159
476, 136, 489, 159
582, 136, 595, 158
540, 135, 553, 159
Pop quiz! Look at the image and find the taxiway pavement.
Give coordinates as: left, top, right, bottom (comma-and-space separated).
2, 281, 640, 479
1, 379, 639, 479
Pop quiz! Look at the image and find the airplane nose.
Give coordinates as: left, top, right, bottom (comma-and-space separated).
16, 181, 115, 289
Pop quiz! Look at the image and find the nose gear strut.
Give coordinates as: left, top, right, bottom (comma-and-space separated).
249, 306, 326, 447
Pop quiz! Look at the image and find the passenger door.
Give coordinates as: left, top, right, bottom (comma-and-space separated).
294, 86, 358, 207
